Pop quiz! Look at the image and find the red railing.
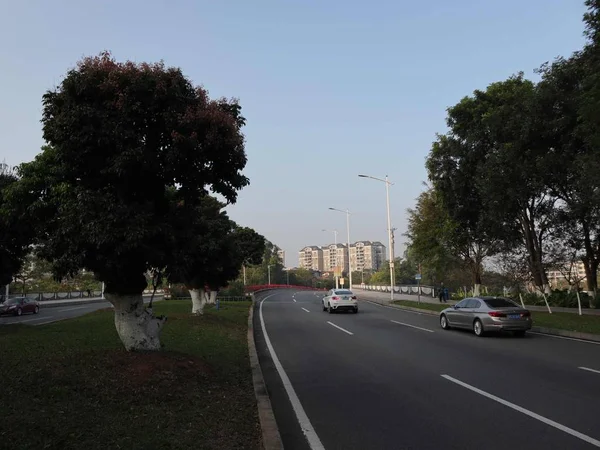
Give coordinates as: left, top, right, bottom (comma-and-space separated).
245, 284, 326, 293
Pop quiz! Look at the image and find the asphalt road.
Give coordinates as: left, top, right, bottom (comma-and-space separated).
0, 301, 113, 326
254, 289, 600, 450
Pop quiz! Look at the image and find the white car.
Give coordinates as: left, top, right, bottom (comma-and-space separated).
322, 289, 358, 314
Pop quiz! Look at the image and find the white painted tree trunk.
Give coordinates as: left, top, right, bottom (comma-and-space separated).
543, 283, 551, 295
204, 290, 218, 304
106, 293, 167, 351
473, 284, 481, 297
190, 288, 206, 315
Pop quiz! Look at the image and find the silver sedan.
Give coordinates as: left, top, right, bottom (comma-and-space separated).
439, 296, 532, 337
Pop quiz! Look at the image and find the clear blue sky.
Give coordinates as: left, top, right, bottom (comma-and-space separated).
0, 0, 588, 267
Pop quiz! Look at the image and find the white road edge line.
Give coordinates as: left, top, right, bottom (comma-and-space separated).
18, 316, 55, 323
364, 300, 424, 315
260, 294, 325, 450
326, 321, 354, 336
59, 306, 90, 312
529, 331, 600, 346
301, 307, 310, 313
391, 320, 434, 333
579, 366, 600, 375
441, 374, 600, 448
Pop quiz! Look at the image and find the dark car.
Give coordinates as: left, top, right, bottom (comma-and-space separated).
0, 297, 40, 316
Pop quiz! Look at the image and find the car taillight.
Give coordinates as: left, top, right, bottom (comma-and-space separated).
521, 311, 531, 317
488, 311, 506, 317
332, 296, 339, 300
351, 296, 357, 299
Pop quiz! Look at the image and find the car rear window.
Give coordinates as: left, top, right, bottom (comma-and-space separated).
484, 298, 518, 308
335, 290, 353, 295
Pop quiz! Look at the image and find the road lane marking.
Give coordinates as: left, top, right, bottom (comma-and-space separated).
18, 316, 56, 323
260, 294, 325, 450
301, 307, 310, 313
58, 306, 90, 312
326, 321, 353, 335
579, 366, 600, 375
391, 320, 434, 333
441, 374, 600, 448
529, 331, 600, 346
293, 299, 297, 302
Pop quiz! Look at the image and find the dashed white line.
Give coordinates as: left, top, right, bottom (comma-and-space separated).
302, 307, 310, 313
391, 320, 434, 333
579, 366, 600, 375
441, 374, 600, 448
259, 294, 325, 449
529, 331, 600, 346
293, 299, 297, 303
326, 321, 354, 335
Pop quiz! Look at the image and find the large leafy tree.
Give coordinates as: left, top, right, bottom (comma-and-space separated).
0, 168, 30, 296
9, 53, 249, 350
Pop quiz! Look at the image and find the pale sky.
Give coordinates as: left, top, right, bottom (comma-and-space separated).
0, 0, 588, 267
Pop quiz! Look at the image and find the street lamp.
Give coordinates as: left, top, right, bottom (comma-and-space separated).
358, 174, 395, 301
328, 208, 352, 290
322, 228, 340, 289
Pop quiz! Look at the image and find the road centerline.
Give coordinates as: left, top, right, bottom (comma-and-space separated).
441, 374, 600, 448
579, 366, 600, 375
391, 320, 434, 333
326, 321, 354, 335
301, 307, 310, 313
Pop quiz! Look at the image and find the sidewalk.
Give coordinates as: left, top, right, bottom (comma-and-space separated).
39, 294, 163, 308
355, 289, 600, 316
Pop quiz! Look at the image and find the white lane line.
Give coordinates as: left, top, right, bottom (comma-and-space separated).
529, 331, 600, 346
293, 299, 297, 303
364, 300, 425, 315
579, 366, 600, 375
391, 320, 434, 333
260, 294, 325, 450
58, 306, 90, 312
441, 374, 600, 448
301, 307, 310, 313
18, 316, 55, 323
326, 321, 354, 336
32, 320, 61, 326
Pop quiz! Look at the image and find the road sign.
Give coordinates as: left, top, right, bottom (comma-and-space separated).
415, 274, 422, 280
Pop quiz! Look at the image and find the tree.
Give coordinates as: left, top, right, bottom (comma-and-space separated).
0, 169, 30, 296
9, 53, 249, 350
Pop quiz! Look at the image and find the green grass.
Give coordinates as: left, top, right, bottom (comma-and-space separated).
0, 301, 261, 450
393, 299, 600, 335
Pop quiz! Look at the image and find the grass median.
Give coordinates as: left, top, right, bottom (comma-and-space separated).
0, 300, 261, 450
393, 299, 600, 335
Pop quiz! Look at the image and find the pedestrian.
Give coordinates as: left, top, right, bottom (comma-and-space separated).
438, 283, 445, 303
443, 286, 449, 303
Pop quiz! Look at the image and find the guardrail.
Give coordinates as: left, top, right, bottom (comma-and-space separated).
352, 284, 436, 297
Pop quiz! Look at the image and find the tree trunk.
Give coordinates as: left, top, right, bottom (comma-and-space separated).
205, 290, 217, 304
520, 211, 547, 292
106, 293, 167, 351
190, 288, 206, 315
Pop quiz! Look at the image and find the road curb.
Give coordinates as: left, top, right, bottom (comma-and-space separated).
38, 294, 163, 309
531, 326, 600, 343
247, 296, 283, 450
378, 302, 600, 343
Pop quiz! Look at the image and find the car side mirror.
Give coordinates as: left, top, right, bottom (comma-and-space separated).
453, 305, 459, 309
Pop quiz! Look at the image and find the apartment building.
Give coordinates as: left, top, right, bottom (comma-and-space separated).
350, 241, 386, 271
547, 261, 588, 289
322, 243, 349, 273
277, 249, 286, 267
298, 246, 324, 271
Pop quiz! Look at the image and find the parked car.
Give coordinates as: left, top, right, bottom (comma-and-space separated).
0, 297, 40, 316
322, 289, 358, 314
439, 296, 531, 337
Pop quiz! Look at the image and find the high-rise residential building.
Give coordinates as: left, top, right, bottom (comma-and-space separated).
277, 249, 286, 266
322, 244, 349, 273
298, 246, 324, 271
350, 241, 386, 271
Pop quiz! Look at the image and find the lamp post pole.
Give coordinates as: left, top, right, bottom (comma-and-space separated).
329, 208, 352, 290
359, 174, 395, 301
323, 229, 340, 288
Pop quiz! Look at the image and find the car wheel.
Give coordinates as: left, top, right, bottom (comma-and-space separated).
514, 330, 526, 337
440, 314, 450, 330
473, 319, 484, 337
328, 304, 334, 314
34, 305, 39, 314
16, 308, 22, 317
353, 307, 358, 314
322, 302, 327, 312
